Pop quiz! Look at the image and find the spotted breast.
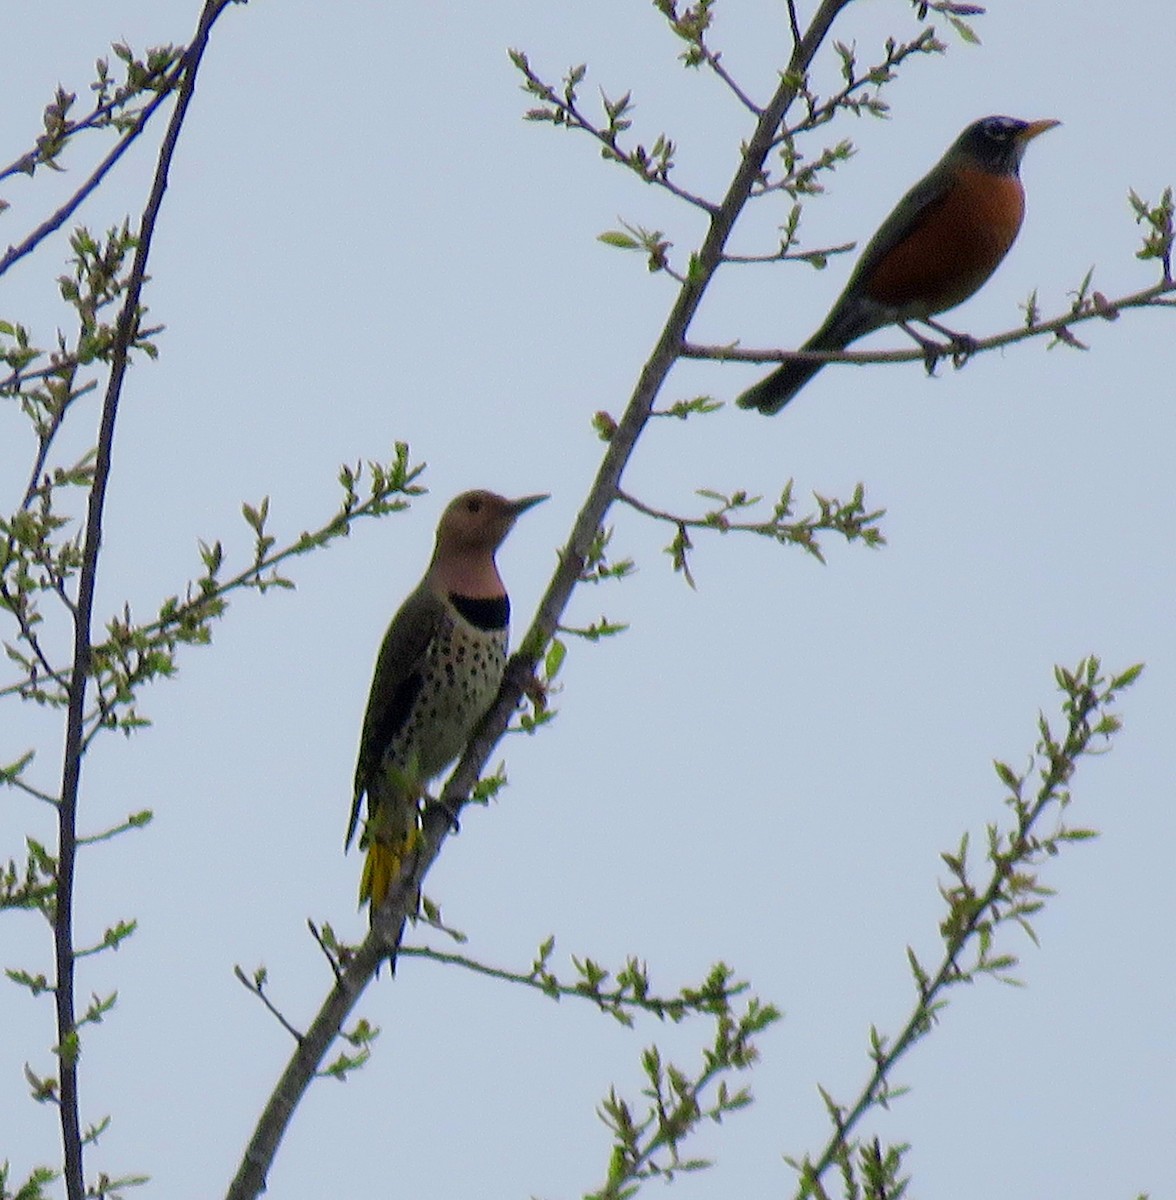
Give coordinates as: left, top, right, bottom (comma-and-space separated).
384, 594, 509, 785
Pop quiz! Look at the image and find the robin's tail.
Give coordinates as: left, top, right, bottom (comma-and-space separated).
734, 355, 825, 415
737, 320, 855, 413
736, 301, 874, 414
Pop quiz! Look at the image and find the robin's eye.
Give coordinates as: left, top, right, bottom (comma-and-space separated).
466, 499, 482, 513
984, 118, 1012, 141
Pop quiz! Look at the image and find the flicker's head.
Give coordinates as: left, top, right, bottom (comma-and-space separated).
435, 490, 548, 556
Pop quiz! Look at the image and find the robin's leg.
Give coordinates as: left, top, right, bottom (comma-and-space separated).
921, 316, 979, 357
899, 320, 947, 375
919, 316, 978, 366
900, 319, 978, 374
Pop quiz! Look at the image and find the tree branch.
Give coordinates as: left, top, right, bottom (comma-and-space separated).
443, 0, 856, 800
223, 5, 857, 1193
0, 77, 180, 280
787, 658, 1139, 1196
399, 942, 749, 1023
0, 53, 180, 185
786, 0, 803, 50
225, 894, 401, 1200
720, 239, 855, 265
682, 274, 1176, 373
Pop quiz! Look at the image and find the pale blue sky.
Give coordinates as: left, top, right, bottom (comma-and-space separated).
2, 2, 1174, 1198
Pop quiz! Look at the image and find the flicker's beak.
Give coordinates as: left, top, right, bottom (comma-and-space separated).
508, 494, 549, 517
1017, 118, 1061, 143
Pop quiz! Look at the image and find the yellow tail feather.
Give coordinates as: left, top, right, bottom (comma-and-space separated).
358, 828, 422, 910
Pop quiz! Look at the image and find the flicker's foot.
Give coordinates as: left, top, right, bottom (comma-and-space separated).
425, 796, 462, 834
523, 668, 549, 715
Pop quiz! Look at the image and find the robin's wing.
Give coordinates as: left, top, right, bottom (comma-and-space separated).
808, 162, 959, 350
345, 584, 445, 849
844, 163, 956, 296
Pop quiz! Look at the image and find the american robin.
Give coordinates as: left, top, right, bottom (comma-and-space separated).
736, 115, 1060, 415
347, 490, 547, 954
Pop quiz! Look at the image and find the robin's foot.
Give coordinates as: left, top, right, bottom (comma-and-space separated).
919, 317, 978, 367
900, 321, 945, 375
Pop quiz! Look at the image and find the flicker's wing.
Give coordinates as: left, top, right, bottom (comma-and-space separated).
346, 584, 446, 849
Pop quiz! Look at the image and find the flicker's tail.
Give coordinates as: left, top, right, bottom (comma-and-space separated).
360, 833, 419, 973
359, 840, 400, 911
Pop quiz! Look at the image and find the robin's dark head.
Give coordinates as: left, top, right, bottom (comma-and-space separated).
952, 115, 1060, 175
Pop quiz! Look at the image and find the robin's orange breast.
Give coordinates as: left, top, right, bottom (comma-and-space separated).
864, 163, 1026, 318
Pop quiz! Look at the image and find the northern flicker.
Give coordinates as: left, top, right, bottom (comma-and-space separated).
346, 489, 547, 938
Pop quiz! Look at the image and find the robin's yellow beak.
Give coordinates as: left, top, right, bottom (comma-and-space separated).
1018, 118, 1061, 142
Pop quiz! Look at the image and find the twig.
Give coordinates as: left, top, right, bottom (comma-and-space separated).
226, 890, 406, 1200
307, 920, 343, 983
0, 459, 418, 706
0, 62, 177, 185
682, 274, 1176, 369
0, 579, 62, 687
789, 660, 1129, 1195
720, 239, 855, 265
234, 967, 304, 1043
0, 76, 180, 280
699, 46, 762, 116
616, 486, 763, 532
1, 354, 89, 394
786, 0, 803, 50
515, 55, 718, 214
6, 775, 60, 806
776, 28, 943, 146
399, 944, 747, 1018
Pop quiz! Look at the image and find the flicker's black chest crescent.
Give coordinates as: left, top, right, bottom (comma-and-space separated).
386, 594, 509, 783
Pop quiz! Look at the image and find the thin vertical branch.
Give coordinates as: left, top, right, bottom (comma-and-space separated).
786, 0, 803, 51
52, 3, 240, 1196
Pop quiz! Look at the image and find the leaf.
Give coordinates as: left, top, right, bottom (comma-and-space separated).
545, 637, 566, 680
1109, 662, 1144, 691
947, 15, 981, 42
